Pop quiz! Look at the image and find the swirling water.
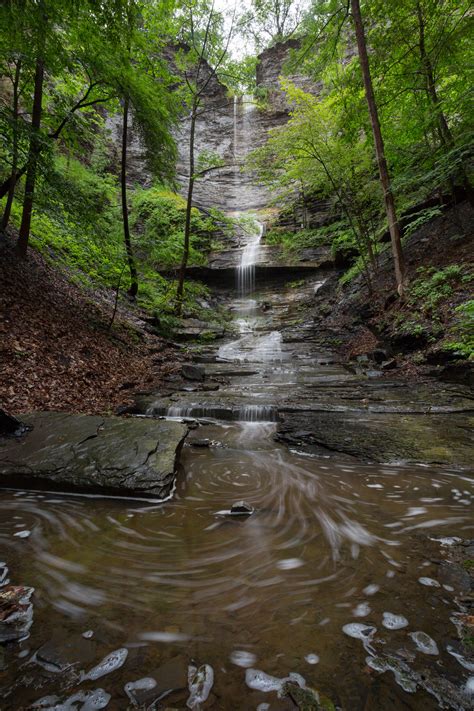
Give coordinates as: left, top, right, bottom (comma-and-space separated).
0, 430, 473, 708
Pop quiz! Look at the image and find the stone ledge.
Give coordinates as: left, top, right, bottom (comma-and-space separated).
0, 412, 188, 500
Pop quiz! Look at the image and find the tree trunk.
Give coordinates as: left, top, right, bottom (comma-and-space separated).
17, 57, 44, 257
350, 0, 406, 295
121, 95, 138, 299
416, 2, 452, 147
175, 107, 197, 316
2, 60, 22, 232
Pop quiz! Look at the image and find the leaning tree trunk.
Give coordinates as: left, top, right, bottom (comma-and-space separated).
121, 95, 138, 299
2, 60, 22, 232
350, 0, 406, 295
17, 57, 44, 257
175, 107, 197, 316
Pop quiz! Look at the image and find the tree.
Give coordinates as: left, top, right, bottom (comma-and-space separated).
174, 0, 234, 316
238, 0, 307, 50
349, 0, 406, 294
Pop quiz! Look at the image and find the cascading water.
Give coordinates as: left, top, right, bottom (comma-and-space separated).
236, 220, 264, 296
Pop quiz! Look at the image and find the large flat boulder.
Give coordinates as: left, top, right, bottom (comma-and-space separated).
276, 409, 474, 466
0, 412, 188, 500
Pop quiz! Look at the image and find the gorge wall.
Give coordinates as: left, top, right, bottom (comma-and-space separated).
107, 40, 321, 214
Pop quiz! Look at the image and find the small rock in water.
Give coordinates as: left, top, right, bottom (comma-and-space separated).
281, 680, 336, 710
230, 501, 254, 516
230, 650, 257, 668
81, 648, 128, 681
124, 677, 157, 705
409, 631, 439, 655
418, 577, 440, 588
0, 585, 34, 643
187, 663, 214, 709
190, 439, 211, 448
382, 612, 409, 630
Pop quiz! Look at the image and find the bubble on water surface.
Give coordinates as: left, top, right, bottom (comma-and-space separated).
343, 623, 376, 640
34, 689, 111, 709
405, 507, 427, 517
139, 631, 191, 643
81, 648, 128, 681
366, 656, 417, 694
353, 603, 371, 618
363, 584, 380, 596
409, 631, 439, 655
277, 558, 304, 570
305, 654, 319, 664
230, 650, 257, 668
418, 577, 440, 587
447, 645, 474, 671
382, 613, 408, 630
124, 677, 157, 703
245, 669, 283, 693
187, 663, 214, 709
245, 669, 306, 695
14, 530, 31, 539
82, 630, 94, 639
430, 535, 462, 545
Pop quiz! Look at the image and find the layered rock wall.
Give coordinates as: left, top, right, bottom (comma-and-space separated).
107, 41, 321, 214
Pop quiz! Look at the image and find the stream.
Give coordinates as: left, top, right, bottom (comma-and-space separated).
0, 220, 473, 710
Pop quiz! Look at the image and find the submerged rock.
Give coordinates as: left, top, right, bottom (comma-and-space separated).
0, 413, 187, 500
0, 585, 34, 643
281, 681, 336, 711
230, 501, 254, 516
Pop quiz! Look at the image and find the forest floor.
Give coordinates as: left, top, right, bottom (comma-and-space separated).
313, 200, 474, 382
0, 234, 187, 416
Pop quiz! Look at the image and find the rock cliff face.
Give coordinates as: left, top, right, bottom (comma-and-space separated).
107, 41, 321, 214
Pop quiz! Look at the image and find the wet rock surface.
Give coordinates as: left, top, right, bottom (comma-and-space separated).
0, 585, 34, 643
0, 413, 187, 499
137, 272, 473, 467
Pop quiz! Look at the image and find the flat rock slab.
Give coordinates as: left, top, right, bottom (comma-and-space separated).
0, 412, 188, 500
276, 409, 474, 466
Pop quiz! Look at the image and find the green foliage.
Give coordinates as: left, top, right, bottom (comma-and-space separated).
409, 265, 464, 312
131, 186, 219, 267
403, 207, 444, 239
446, 300, 474, 359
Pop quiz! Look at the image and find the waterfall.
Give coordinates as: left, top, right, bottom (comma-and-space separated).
237, 221, 264, 296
